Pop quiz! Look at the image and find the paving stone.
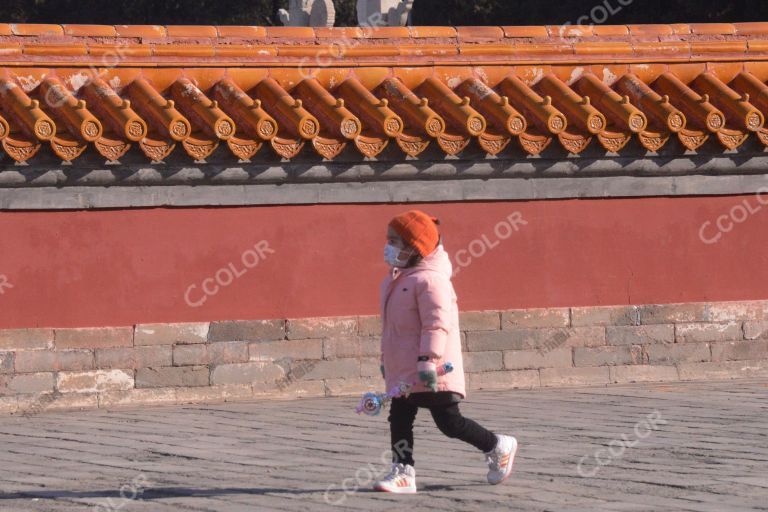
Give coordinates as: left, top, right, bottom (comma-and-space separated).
0, 379, 764, 511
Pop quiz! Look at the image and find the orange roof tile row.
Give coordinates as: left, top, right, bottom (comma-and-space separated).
2, 64, 768, 162
1, 23, 768, 162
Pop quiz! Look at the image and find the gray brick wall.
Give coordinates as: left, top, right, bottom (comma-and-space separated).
1, 299, 768, 414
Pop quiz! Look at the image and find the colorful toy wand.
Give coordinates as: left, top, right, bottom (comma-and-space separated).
355, 362, 454, 416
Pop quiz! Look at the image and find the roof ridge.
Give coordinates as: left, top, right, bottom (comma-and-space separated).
0, 22, 767, 40
0, 22, 767, 66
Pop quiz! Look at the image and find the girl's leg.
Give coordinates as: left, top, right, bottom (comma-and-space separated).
429, 402, 498, 453
388, 396, 418, 466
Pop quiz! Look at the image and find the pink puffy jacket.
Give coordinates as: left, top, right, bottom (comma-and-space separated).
380, 243, 466, 398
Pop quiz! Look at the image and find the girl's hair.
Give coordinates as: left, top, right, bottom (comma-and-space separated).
403, 236, 442, 268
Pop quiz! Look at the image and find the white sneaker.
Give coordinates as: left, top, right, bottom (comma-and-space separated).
373, 463, 417, 494
485, 434, 518, 485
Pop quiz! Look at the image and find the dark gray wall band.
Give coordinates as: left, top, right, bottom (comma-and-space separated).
1, 148, 768, 190
3, 174, 768, 210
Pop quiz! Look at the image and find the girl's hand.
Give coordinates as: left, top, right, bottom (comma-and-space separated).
417, 361, 438, 392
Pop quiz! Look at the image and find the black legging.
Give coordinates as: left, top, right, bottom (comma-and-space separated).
389, 392, 498, 466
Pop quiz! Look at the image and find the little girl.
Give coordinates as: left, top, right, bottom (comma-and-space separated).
374, 209, 518, 493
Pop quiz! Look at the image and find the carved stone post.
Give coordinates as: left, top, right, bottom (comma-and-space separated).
357, 0, 414, 27
278, 0, 336, 27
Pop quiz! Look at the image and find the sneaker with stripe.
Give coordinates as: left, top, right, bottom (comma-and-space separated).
373, 463, 417, 494
485, 434, 518, 485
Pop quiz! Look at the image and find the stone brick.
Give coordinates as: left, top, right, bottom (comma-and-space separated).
0, 328, 53, 350
639, 303, 708, 324
502, 308, 570, 328
14, 350, 93, 373
465, 331, 525, 352
609, 365, 680, 384
540, 367, 610, 387
571, 305, 639, 326
136, 366, 209, 388
464, 351, 503, 372
360, 357, 382, 378
677, 360, 768, 380
208, 320, 284, 342
272, 361, 322, 387
324, 377, 378, 397
135, 323, 209, 345
459, 311, 500, 331
607, 324, 674, 345
706, 301, 768, 322
467, 327, 604, 352
15, 393, 57, 415
647, 343, 710, 364
207, 341, 249, 364
675, 323, 741, 343
503, 347, 572, 370
57, 369, 134, 393
547, 327, 605, 349
172, 344, 208, 366
711, 340, 768, 361
0, 397, 17, 414
175, 384, 253, 404
323, 337, 379, 359
98, 388, 177, 408
0, 352, 13, 374
249, 339, 323, 362
468, 370, 540, 390
211, 362, 285, 386
8, 373, 54, 394
96, 346, 172, 369
55, 327, 133, 350
287, 317, 357, 340
743, 321, 768, 340
253, 379, 326, 398
302, 359, 360, 380
39, 393, 99, 412
357, 315, 382, 336
574, 346, 641, 367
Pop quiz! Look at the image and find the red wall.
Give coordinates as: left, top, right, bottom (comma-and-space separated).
1, 196, 767, 329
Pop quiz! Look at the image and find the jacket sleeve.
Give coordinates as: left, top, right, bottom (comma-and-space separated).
416, 273, 453, 360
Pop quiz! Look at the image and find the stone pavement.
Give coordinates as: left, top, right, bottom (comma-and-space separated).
0, 380, 766, 512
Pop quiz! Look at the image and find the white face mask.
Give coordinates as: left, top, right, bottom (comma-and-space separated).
384, 243, 413, 268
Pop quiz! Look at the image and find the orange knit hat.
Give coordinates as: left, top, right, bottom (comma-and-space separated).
389, 210, 441, 257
